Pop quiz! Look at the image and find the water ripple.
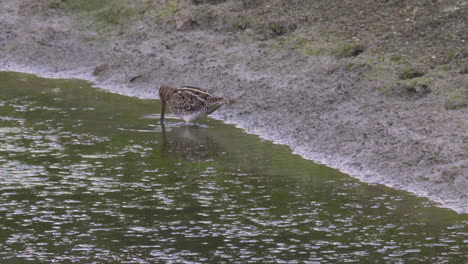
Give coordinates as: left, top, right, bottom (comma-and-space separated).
0, 72, 465, 263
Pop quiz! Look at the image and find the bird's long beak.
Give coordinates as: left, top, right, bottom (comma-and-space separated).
160, 99, 166, 123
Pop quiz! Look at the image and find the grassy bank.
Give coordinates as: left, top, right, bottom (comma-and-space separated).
43, 0, 466, 109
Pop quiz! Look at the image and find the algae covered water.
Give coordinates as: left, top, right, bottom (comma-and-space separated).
0, 71, 466, 263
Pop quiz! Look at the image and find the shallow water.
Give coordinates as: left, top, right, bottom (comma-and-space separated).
0, 71, 466, 263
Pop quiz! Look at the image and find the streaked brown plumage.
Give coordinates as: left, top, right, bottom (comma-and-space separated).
159, 85, 228, 123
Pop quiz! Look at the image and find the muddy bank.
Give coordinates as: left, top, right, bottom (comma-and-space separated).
0, 0, 467, 213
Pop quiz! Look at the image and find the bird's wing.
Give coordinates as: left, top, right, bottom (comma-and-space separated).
173, 86, 227, 113
172, 88, 208, 112
178, 86, 214, 97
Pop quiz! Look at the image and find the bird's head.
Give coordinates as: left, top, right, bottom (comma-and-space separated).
159, 85, 176, 123
159, 85, 176, 102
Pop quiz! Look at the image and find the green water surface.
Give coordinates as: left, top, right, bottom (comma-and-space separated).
0, 72, 466, 263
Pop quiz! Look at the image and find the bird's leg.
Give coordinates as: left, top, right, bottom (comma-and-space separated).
160, 100, 167, 123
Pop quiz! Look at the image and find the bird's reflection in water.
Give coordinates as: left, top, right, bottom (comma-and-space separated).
158, 121, 273, 184
160, 122, 224, 162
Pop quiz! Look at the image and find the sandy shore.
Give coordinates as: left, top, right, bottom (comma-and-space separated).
1, 0, 466, 213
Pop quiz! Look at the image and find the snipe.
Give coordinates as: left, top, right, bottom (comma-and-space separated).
159, 85, 228, 123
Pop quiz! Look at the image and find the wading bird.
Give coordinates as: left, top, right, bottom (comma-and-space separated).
159, 85, 229, 124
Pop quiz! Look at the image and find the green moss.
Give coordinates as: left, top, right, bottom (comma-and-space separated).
234, 17, 249, 30
157, 0, 180, 20
363, 57, 394, 82
445, 87, 468, 109
389, 54, 409, 64
398, 67, 424, 80
64, 0, 150, 26
402, 76, 432, 87
445, 51, 455, 61
270, 22, 283, 35
65, 0, 115, 12
377, 84, 390, 93
305, 46, 326, 56
44, 0, 63, 9
96, 5, 139, 25
440, 65, 452, 72
334, 43, 364, 58
278, 31, 365, 59
274, 29, 335, 56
